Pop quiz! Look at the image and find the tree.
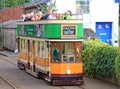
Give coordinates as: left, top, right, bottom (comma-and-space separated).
0, 0, 30, 9
39, 0, 57, 14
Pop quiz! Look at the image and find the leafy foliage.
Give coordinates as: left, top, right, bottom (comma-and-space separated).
83, 39, 119, 80
115, 51, 120, 86
95, 46, 119, 78
39, 1, 57, 14
0, 0, 30, 9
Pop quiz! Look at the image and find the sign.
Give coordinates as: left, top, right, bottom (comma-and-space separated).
62, 26, 76, 35
115, 0, 120, 3
25, 25, 35, 37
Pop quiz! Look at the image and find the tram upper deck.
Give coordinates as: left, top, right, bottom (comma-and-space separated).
17, 20, 84, 39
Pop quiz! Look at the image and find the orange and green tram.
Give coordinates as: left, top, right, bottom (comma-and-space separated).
17, 20, 84, 85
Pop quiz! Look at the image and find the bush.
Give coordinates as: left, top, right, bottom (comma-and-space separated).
83, 39, 119, 80
115, 51, 120, 86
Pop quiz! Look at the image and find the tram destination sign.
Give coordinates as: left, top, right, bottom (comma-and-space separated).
62, 26, 76, 35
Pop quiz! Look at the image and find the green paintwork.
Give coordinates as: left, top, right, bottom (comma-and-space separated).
17, 25, 22, 35
77, 24, 84, 38
16, 23, 84, 39
44, 24, 61, 38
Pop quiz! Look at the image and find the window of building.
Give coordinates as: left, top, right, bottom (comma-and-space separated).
76, 0, 90, 14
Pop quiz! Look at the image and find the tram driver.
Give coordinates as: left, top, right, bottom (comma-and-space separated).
53, 48, 60, 62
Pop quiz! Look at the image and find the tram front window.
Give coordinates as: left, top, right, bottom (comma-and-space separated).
62, 43, 75, 62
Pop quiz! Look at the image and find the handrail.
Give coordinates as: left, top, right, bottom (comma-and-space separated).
17, 19, 83, 25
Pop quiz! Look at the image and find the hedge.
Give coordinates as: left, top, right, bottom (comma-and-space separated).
83, 39, 120, 81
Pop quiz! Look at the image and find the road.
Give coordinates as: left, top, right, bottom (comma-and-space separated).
0, 51, 119, 89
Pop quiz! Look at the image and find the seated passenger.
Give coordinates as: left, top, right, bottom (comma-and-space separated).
47, 9, 56, 20
24, 13, 31, 21
36, 11, 43, 20
64, 10, 72, 20
40, 9, 56, 20
40, 14, 49, 20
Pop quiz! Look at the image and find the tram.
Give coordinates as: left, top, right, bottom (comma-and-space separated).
17, 19, 84, 85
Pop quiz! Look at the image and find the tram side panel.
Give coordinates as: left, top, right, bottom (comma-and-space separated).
18, 38, 28, 70
35, 41, 50, 78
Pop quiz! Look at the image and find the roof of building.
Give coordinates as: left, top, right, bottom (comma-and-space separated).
1, 20, 17, 29
24, 0, 51, 9
84, 28, 98, 40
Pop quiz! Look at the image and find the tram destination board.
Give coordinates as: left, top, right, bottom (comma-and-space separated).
62, 26, 76, 35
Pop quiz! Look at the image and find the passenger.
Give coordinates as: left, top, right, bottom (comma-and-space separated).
21, 14, 26, 21
40, 9, 56, 20
40, 14, 49, 20
30, 12, 36, 21
64, 12, 67, 19
36, 11, 43, 20
64, 10, 72, 20
47, 9, 56, 20
24, 13, 31, 21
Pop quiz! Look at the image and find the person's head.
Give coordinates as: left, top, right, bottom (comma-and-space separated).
67, 10, 72, 16
22, 14, 26, 19
48, 9, 53, 14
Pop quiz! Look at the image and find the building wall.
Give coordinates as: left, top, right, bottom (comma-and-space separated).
0, 5, 23, 22
3, 28, 17, 51
55, 0, 119, 46
90, 0, 119, 46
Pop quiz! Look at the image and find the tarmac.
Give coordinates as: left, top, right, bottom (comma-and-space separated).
0, 50, 119, 89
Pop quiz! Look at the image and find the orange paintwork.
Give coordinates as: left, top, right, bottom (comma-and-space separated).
36, 57, 50, 66
18, 52, 27, 60
51, 63, 83, 74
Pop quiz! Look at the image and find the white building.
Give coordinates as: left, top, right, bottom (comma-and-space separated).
52, 0, 119, 46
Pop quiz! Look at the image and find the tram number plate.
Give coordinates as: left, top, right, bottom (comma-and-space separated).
63, 26, 76, 35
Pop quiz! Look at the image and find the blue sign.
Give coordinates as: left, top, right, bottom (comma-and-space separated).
115, 0, 120, 3
96, 22, 112, 44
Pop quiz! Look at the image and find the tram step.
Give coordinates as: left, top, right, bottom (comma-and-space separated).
26, 69, 38, 78
45, 77, 51, 82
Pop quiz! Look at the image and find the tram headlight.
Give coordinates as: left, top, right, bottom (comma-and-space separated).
66, 69, 71, 74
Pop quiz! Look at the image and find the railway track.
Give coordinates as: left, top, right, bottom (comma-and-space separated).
0, 52, 84, 89
0, 75, 17, 89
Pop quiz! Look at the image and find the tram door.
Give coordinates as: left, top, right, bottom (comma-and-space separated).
27, 40, 35, 72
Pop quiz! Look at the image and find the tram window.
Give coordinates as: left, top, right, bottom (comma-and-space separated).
76, 43, 82, 62
62, 55, 75, 62
35, 24, 44, 37
41, 42, 45, 58
37, 42, 40, 57
62, 43, 75, 62
52, 47, 60, 62
21, 25, 25, 35
21, 39, 26, 52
